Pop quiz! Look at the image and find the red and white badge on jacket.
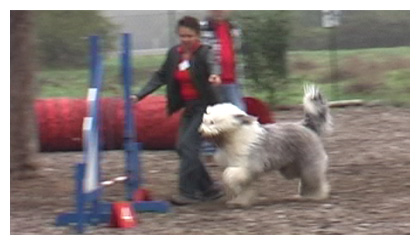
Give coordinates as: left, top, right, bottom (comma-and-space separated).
178, 60, 190, 71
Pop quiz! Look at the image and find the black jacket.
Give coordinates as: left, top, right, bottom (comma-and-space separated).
136, 44, 220, 115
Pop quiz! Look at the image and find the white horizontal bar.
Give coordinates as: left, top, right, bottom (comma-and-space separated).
114, 176, 128, 182
87, 88, 97, 102
83, 117, 93, 131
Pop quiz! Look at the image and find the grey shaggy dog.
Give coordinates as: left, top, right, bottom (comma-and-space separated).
199, 85, 333, 208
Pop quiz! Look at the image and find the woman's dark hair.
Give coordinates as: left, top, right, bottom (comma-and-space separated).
177, 16, 200, 34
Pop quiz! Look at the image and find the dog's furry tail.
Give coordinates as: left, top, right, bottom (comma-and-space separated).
302, 84, 332, 136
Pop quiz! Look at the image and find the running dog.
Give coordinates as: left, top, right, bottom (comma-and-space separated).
199, 85, 332, 207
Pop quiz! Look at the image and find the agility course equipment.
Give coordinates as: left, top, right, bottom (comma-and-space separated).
35, 96, 274, 152
55, 34, 170, 233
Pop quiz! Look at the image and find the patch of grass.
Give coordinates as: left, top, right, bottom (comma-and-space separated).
37, 47, 410, 107
283, 47, 410, 106
289, 55, 319, 71
37, 54, 166, 98
382, 69, 410, 106
37, 69, 90, 97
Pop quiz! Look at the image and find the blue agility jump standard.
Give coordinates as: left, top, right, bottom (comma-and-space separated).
55, 34, 170, 234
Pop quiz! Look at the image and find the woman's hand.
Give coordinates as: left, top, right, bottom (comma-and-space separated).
209, 74, 221, 85
130, 95, 139, 104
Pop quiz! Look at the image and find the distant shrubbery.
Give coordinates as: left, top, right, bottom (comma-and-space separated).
35, 11, 117, 68
289, 10, 410, 50
232, 10, 409, 105
234, 11, 290, 105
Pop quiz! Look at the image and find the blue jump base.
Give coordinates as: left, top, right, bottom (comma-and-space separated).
55, 34, 170, 234
55, 162, 170, 233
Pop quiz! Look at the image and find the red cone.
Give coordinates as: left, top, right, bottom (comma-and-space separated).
110, 202, 138, 228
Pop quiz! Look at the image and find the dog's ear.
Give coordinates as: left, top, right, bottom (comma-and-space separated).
234, 114, 257, 125
205, 105, 212, 114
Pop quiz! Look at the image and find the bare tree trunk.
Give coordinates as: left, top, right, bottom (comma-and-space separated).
10, 10, 39, 178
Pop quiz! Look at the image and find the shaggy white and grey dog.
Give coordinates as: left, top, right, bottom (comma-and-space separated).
199, 85, 332, 207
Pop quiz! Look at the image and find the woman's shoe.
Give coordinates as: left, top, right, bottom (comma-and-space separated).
169, 194, 201, 206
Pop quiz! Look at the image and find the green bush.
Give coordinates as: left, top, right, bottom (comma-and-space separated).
35, 11, 117, 68
234, 11, 290, 105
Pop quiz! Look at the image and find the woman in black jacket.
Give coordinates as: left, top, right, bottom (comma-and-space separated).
131, 16, 223, 205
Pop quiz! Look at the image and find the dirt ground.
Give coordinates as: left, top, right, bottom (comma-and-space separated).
10, 105, 410, 235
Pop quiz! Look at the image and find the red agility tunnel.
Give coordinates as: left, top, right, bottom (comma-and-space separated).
35, 96, 274, 152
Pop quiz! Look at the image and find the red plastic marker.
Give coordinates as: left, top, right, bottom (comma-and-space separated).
110, 202, 138, 228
